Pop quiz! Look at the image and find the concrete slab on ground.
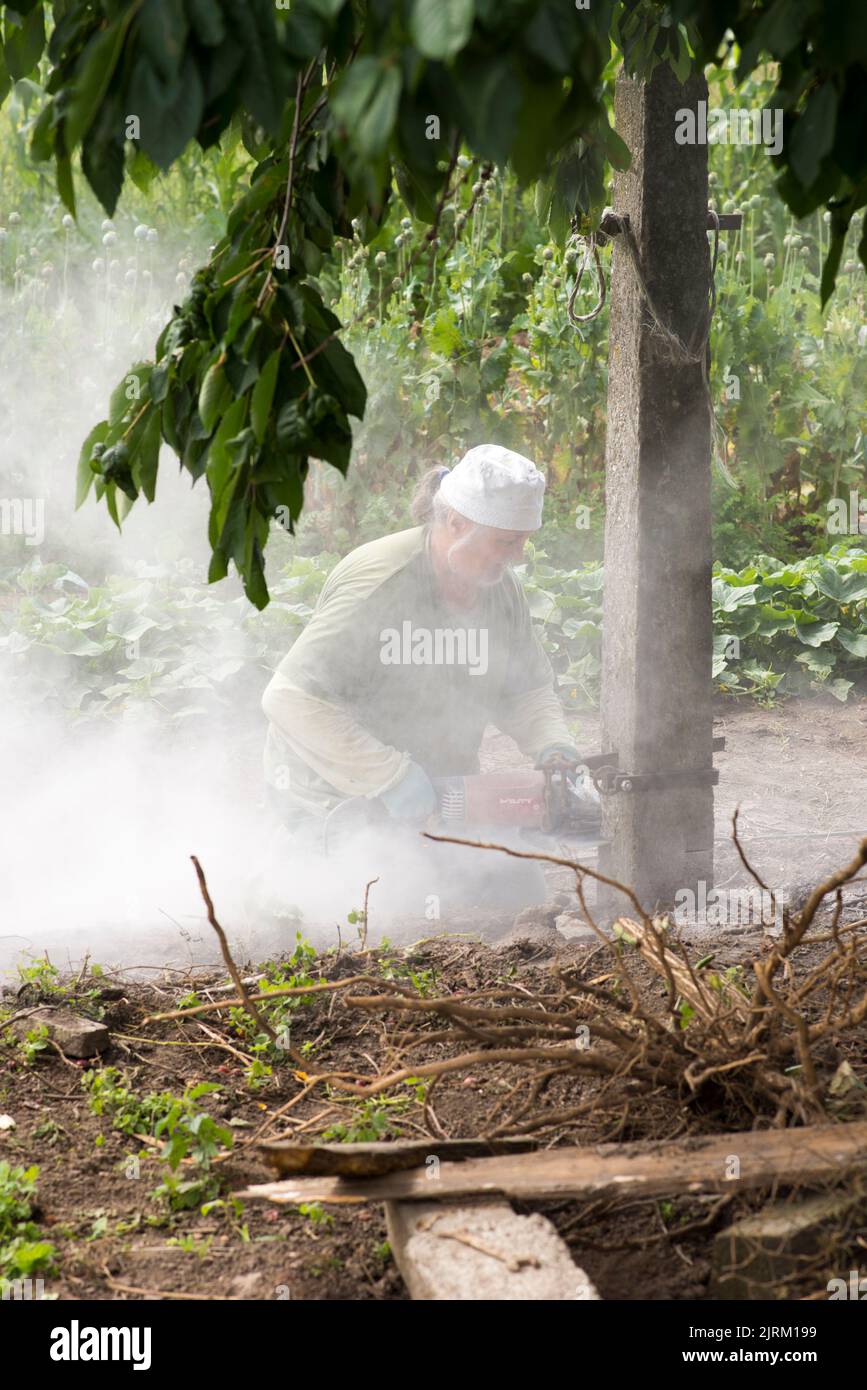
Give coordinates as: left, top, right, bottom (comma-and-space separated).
711, 1190, 867, 1299
385, 1198, 599, 1301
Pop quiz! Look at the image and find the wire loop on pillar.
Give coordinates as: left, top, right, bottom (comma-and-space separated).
566, 230, 606, 326
616, 209, 719, 366
571, 205, 735, 488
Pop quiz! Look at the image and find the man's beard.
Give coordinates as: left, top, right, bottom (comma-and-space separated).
446, 532, 510, 587
476, 565, 508, 587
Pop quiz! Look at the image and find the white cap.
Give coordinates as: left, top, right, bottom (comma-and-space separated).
438, 444, 546, 531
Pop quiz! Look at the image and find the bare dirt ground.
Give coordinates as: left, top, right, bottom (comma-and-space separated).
711, 693, 867, 902
2, 917, 866, 1303
526, 692, 867, 919
1, 694, 865, 1301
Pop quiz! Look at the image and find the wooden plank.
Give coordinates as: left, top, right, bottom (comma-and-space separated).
236, 1122, 867, 1207
259, 1136, 538, 1178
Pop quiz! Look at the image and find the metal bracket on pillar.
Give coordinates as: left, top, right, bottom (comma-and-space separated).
597, 208, 743, 242
591, 737, 726, 796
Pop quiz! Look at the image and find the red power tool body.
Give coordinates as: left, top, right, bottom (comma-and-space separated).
435, 768, 547, 826
433, 765, 602, 837
321, 759, 604, 853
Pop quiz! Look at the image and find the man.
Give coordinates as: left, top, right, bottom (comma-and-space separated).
261, 444, 594, 912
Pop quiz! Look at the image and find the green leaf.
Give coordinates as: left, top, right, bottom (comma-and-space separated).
243, 541, 269, 610
303, 0, 348, 18
756, 605, 792, 636
331, 57, 402, 158
215, 488, 247, 567
735, 0, 814, 78
139, 0, 188, 82
711, 579, 760, 611
828, 678, 854, 702
795, 650, 834, 676
454, 57, 522, 166
394, 159, 439, 222
523, 1, 581, 75
76, 422, 109, 509
209, 548, 229, 583
670, 27, 693, 85
789, 82, 838, 191
150, 361, 171, 404
793, 620, 839, 647
235, 0, 287, 133
712, 653, 729, 678
678, 1002, 695, 1030
56, 149, 76, 217
64, 19, 128, 153
206, 395, 248, 506
224, 290, 255, 347
410, 0, 474, 61
127, 146, 160, 193
109, 364, 152, 427
130, 54, 205, 169
427, 307, 465, 357
837, 628, 867, 657
49, 629, 106, 657
4, 4, 45, 81
821, 223, 847, 306
0, 44, 11, 106
309, 410, 351, 472
226, 161, 285, 236
812, 561, 867, 604
279, 3, 326, 60
251, 349, 280, 444
596, 122, 631, 173
198, 361, 231, 434
108, 612, 157, 642
762, 566, 803, 589
80, 92, 126, 214
276, 402, 312, 452
4, 1239, 54, 1276
314, 337, 367, 419
131, 408, 162, 502
187, 0, 227, 46
480, 341, 511, 394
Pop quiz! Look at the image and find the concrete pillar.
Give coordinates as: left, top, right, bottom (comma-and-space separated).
599, 63, 714, 913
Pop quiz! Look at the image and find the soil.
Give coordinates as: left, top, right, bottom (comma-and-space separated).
492, 691, 867, 923
1, 694, 865, 1302
709, 692, 867, 904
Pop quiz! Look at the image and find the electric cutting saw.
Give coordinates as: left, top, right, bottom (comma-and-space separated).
433, 758, 603, 838
322, 751, 607, 851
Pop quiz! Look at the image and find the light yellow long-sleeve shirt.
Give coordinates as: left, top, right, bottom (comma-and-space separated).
262, 526, 572, 819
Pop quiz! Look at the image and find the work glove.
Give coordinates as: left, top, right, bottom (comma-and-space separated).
536, 743, 601, 816
535, 742, 582, 771
378, 761, 439, 826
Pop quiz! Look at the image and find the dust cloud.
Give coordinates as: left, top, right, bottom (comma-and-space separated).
0, 227, 506, 978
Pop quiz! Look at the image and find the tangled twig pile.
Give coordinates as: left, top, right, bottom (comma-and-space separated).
149, 824, 867, 1144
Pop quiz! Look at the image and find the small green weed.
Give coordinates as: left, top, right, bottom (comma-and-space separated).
0, 1161, 56, 1281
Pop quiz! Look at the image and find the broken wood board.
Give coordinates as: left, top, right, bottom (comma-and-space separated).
260, 1136, 537, 1178
618, 916, 751, 1024
385, 1199, 599, 1300
237, 1121, 867, 1207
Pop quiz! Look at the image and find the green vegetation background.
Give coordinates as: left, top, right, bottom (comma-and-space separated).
0, 68, 864, 722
